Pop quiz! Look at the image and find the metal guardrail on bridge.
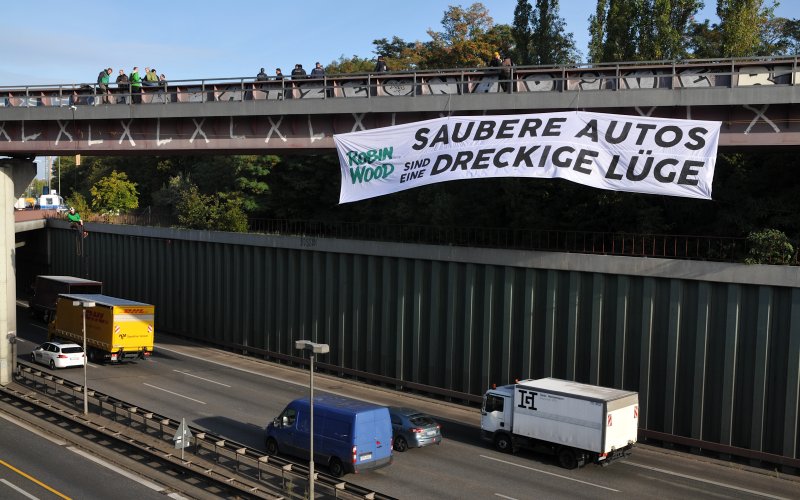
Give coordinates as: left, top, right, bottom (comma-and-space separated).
2, 55, 800, 108
33, 210, 783, 264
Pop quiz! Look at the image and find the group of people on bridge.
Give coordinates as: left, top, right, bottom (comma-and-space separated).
96, 66, 167, 104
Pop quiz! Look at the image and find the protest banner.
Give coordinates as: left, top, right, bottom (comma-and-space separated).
334, 111, 721, 203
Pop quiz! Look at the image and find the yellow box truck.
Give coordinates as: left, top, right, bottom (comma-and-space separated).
48, 293, 155, 363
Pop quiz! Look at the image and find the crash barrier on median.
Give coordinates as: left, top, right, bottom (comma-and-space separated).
15, 363, 395, 500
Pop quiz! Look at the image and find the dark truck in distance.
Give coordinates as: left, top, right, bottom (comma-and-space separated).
30, 275, 103, 323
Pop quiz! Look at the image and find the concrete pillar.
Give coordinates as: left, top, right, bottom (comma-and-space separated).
0, 158, 36, 386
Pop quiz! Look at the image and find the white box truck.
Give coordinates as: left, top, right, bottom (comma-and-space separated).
481, 378, 638, 469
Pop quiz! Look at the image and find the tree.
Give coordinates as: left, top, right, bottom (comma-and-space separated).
589, 0, 641, 62
325, 55, 375, 74
90, 170, 139, 216
589, 0, 701, 62
512, 0, 534, 65
529, 0, 580, 65
717, 0, 777, 57
419, 3, 498, 68
638, 0, 702, 60
744, 228, 795, 264
176, 184, 248, 232
372, 36, 417, 71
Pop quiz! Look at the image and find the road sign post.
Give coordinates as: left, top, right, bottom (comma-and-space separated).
173, 418, 193, 460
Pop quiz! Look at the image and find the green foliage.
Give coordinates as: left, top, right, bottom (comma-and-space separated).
529, 0, 580, 64
89, 170, 139, 216
176, 185, 248, 232
717, 0, 777, 57
512, 0, 534, 65
64, 192, 91, 219
744, 229, 795, 265
325, 55, 375, 74
420, 3, 500, 68
590, 0, 701, 62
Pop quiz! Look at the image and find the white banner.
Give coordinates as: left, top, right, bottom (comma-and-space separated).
334, 111, 720, 203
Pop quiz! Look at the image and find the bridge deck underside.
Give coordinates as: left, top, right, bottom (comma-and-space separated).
0, 104, 798, 154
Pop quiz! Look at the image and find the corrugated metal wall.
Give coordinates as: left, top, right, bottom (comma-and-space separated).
44, 223, 800, 461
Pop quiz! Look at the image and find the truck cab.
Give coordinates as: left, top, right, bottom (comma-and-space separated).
480, 386, 514, 452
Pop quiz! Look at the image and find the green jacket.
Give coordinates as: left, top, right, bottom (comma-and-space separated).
67, 212, 81, 223
130, 71, 142, 89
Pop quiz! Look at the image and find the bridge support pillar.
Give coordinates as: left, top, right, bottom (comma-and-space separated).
0, 158, 36, 386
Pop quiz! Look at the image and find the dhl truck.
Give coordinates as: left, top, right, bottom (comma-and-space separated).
48, 293, 155, 363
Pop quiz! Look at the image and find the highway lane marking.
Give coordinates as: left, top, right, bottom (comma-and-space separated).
155, 345, 388, 406
0, 412, 67, 446
0, 459, 71, 499
1, 478, 39, 499
480, 455, 620, 492
622, 461, 790, 499
172, 369, 231, 387
494, 494, 518, 500
142, 383, 207, 405
67, 446, 176, 494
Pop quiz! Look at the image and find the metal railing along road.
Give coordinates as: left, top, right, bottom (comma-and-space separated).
35, 210, 776, 264
2, 55, 799, 108
14, 362, 396, 500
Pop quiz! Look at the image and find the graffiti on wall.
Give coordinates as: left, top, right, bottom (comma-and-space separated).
1, 63, 797, 108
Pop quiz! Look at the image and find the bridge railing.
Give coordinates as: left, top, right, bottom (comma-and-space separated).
47, 210, 775, 264
2, 55, 798, 108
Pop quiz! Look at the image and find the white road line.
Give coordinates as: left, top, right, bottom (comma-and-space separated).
67, 446, 165, 491
0, 412, 66, 446
480, 455, 620, 492
155, 345, 388, 406
142, 383, 206, 405
0, 478, 40, 499
172, 369, 231, 387
494, 494, 518, 500
622, 461, 790, 500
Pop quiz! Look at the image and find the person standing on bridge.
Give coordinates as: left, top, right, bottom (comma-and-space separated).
116, 69, 129, 104
97, 67, 112, 104
130, 67, 142, 104
374, 55, 388, 73
256, 68, 268, 81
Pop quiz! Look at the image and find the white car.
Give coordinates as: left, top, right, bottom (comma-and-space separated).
30, 341, 85, 369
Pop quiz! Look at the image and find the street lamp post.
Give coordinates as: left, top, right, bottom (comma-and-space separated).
295, 340, 329, 500
74, 300, 95, 415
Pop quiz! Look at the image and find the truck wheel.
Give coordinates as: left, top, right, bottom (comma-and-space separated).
557, 447, 578, 470
394, 436, 408, 452
494, 434, 513, 454
329, 457, 345, 478
265, 438, 278, 456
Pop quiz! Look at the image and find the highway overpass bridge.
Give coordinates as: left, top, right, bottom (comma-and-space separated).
1, 57, 800, 468
0, 56, 800, 154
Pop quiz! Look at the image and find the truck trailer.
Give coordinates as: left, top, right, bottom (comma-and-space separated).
48, 293, 155, 363
31, 275, 103, 323
481, 378, 638, 469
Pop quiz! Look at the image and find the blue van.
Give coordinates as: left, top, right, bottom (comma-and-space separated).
264, 394, 393, 477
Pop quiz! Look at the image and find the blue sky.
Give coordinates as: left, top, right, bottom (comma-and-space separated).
3, 1, 799, 87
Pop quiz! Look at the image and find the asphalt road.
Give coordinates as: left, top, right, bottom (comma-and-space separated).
0, 415, 171, 500
14, 311, 800, 500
